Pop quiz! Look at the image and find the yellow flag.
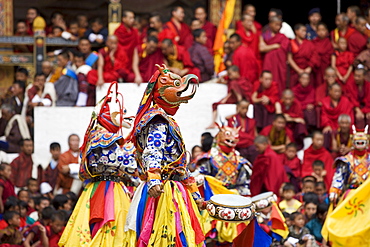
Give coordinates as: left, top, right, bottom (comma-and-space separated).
322, 178, 370, 246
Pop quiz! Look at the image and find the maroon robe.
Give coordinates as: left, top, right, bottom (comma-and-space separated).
292, 83, 316, 127
259, 124, 294, 146
42, 162, 59, 190
315, 83, 329, 105
347, 30, 367, 57
236, 28, 262, 73
259, 124, 295, 159
232, 45, 259, 84
302, 144, 334, 190
138, 45, 165, 82
0, 178, 15, 204
346, 80, 370, 128
250, 146, 288, 196
261, 32, 290, 95
114, 24, 140, 71
289, 39, 320, 87
164, 20, 193, 49
236, 20, 262, 32
57, 150, 79, 194
320, 96, 354, 130
334, 50, 355, 94
171, 45, 201, 79
312, 37, 335, 87
282, 155, 301, 178
202, 21, 217, 54
330, 27, 356, 43
10, 152, 34, 188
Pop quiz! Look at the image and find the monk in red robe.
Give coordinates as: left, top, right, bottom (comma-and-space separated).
283, 143, 302, 179
149, 13, 176, 45
347, 16, 368, 57
194, 6, 216, 55
114, 10, 140, 73
320, 83, 354, 133
276, 89, 308, 150
315, 67, 338, 105
330, 13, 356, 49
331, 113, 352, 158
56, 134, 80, 194
312, 23, 335, 87
229, 33, 259, 84
160, 39, 200, 78
302, 131, 334, 190
287, 24, 320, 88
347, 67, 370, 128
259, 114, 294, 162
87, 35, 129, 86
235, 4, 262, 32
226, 99, 258, 162
164, 6, 193, 49
250, 135, 288, 196
236, 14, 262, 72
292, 73, 317, 131
251, 71, 279, 131
131, 36, 165, 82
259, 16, 290, 95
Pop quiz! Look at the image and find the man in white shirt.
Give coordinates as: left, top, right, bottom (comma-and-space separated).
267, 8, 295, 39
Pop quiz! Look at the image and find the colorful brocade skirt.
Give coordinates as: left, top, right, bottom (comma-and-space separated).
199, 176, 248, 244
58, 181, 131, 247
124, 181, 205, 247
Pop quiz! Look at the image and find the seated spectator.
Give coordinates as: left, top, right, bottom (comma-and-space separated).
26, 178, 40, 198
24, 73, 56, 118
305, 203, 329, 244
315, 182, 329, 205
84, 17, 108, 47
0, 104, 31, 153
161, 38, 200, 78
46, 11, 67, 35
331, 113, 352, 158
14, 20, 31, 53
17, 189, 29, 204
347, 16, 367, 57
52, 195, 72, 213
43, 210, 66, 246
0, 163, 16, 213
0, 197, 19, 229
87, 35, 129, 86
292, 73, 317, 132
28, 197, 51, 223
251, 70, 279, 131
276, 89, 307, 150
77, 37, 93, 60
2, 80, 26, 115
316, 66, 338, 106
189, 145, 203, 169
42, 142, 61, 192
353, 37, 370, 82
320, 83, 354, 147
194, 6, 216, 54
295, 176, 317, 202
200, 132, 213, 153
48, 26, 64, 38
54, 51, 79, 106
347, 66, 370, 128
131, 36, 165, 83
73, 52, 95, 106
190, 18, 201, 31
10, 139, 43, 189
42, 61, 55, 82
188, 28, 214, 82
311, 160, 327, 183
25, 7, 40, 35
164, 6, 193, 49
302, 131, 334, 190
18, 200, 33, 226
23, 206, 55, 247
330, 13, 355, 50
283, 212, 316, 247
301, 192, 319, 224
226, 99, 258, 162
208, 65, 252, 129
282, 143, 301, 188
77, 14, 89, 38
0, 210, 22, 245
259, 114, 294, 159
148, 12, 176, 44
250, 135, 288, 196
60, 20, 79, 41
279, 183, 302, 214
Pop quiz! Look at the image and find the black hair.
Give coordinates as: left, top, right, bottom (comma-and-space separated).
13, 80, 26, 92
201, 133, 213, 152
312, 130, 324, 138
289, 211, 303, 221
91, 17, 104, 26
260, 70, 272, 77
171, 6, 184, 15
69, 20, 78, 26
312, 160, 324, 168
274, 113, 286, 121
237, 98, 250, 105
149, 12, 163, 23
18, 200, 28, 209
192, 28, 205, 39
0, 162, 9, 171
34, 72, 46, 79
282, 183, 295, 192
162, 38, 174, 46
269, 8, 283, 17
50, 142, 61, 150
3, 211, 19, 224
122, 10, 134, 18
293, 23, 305, 31
52, 194, 69, 210
74, 51, 84, 59
66, 191, 78, 205
229, 33, 241, 42
146, 27, 158, 37
303, 192, 319, 205
4, 196, 19, 211
53, 26, 64, 32
302, 175, 317, 184
28, 7, 40, 16
41, 206, 56, 220
317, 202, 329, 216
17, 189, 29, 198
51, 11, 63, 20
27, 178, 38, 186
34, 196, 51, 206
51, 210, 66, 222
227, 65, 240, 73
315, 181, 326, 189
16, 67, 29, 77
78, 37, 90, 43
286, 142, 298, 150
58, 50, 70, 60
16, 19, 27, 25
147, 35, 159, 44
20, 138, 33, 147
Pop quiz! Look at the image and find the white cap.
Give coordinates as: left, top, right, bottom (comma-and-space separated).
40, 182, 53, 194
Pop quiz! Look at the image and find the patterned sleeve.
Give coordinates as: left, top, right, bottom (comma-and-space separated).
142, 122, 168, 190
329, 161, 349, 195
235, 161, 253, 196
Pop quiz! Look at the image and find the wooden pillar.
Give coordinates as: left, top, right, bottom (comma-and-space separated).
33, 16, 46, 75
209, 0, 241, 29
108, 0, 122, 35
0, 0, 14, 97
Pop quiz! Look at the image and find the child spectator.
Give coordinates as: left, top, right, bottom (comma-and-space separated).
28, 197, 51, 223
23, 206, 55, 247
282, 143, 301, 191
52, 194, 72, 212
15, 20, 28, 36
27, 178, 41, 198
61, 20, 79, 41
311, 160, 327, 183
17, 189, 29, 203
0, 163, 16, 213
84, 17, 108, 46
283, 212, 317, 247
315, 181, 329, 204
0, 210, 22, 245
200, 132, 213, 153
302, 192, 319, 224
295, 176, 316, 202
77, 14, 89, 37
65, 191, 78, 211
48, 26, 64, 38
279, 183, 302, 214
43, 210, 66, 246
282, 212, 292, 227
0, 197, 19, 229
305, 203, 329, 244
